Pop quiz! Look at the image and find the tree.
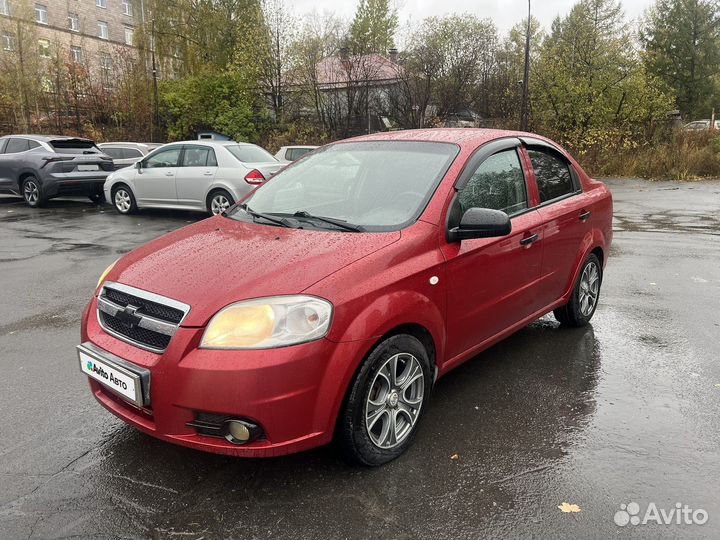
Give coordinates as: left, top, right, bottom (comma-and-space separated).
640, 0, 720, 118
349, 0, 398, 54
260, 0, 298, 122
533, 0, 673, 149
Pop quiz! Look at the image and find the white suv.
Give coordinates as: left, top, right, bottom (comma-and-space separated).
104, 141, 282, 215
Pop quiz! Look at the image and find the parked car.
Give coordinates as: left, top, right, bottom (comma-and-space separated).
274, 145, 318, 163
79, 128, 612, 465
0, 135, 113, 207
682, 119, 720, 131
98, 142, 163, 170
104, 140, 283, 215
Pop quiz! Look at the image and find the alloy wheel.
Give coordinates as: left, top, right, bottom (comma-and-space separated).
211, 194, 231, 215
579, 261, 600, 316
114, 189, 132, 213
23, 180, 39, 204
365, 353, 425, 449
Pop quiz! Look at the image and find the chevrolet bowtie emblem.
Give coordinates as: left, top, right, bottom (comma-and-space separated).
116, 304, 142, 328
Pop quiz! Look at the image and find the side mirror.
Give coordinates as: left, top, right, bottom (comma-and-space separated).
136, 161, 144, 172
448, 208, 512, 242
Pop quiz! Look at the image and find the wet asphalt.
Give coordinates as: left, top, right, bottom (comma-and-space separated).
0, 178, 719, 539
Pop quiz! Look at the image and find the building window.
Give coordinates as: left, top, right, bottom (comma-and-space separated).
121, 0, 132, 16
0, 0, 10, 16
70, 45, 82, 63
2, 32, 15, 52
124, 26, 133, 45
98, 20, 108, 39
35, 4, 48, 25
96, 0, 106, 8
38, 39, 50, 58
68, 12, 79, 32
100, 52, 112, 71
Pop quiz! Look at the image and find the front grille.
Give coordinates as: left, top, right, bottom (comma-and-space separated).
97, 283, 190, 353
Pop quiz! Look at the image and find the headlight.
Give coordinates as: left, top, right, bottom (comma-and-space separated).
200, 295, 333, 349
96, 259, 118, 289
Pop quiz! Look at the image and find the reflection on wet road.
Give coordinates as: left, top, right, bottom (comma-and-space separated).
0, 179, 719, 539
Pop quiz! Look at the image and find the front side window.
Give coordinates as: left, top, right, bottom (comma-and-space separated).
234, 141, 459, 230
35, 3, 47, 24
528, 149, 576, 203
68, 12, 79, 31
458, 149, 528, 216
181, 146, 216, 167
98, 20, 108, 39
2, 32, 15, 52
38, 39, 50, 58
144, 147, 181, 168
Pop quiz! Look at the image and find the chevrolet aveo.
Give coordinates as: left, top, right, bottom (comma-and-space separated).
79, 129, 613, 466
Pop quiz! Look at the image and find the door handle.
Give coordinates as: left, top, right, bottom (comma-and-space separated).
203, 172, 214, 176
165, 171, 174, 176
579, 210, 591, 222
520, 233, 539, 246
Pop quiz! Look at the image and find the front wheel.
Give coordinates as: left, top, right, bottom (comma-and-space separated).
553, 253, 602, 327
112, 185, 137, 214
338, 334, 432, 466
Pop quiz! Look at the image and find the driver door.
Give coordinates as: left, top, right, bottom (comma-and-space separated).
441, 145, 544, 362
134, 146, 182, 205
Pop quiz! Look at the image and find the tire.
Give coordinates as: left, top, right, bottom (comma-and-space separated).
338, 334, 432, 466
112, 184, 137, 215
207, 189, 235, 216
21, 176, 47, 208
553, 253, 602, 327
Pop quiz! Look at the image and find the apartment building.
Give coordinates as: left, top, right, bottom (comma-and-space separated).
0, 0, 141, 80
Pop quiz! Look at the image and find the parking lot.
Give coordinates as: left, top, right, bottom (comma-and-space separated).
0, 178, 719, 539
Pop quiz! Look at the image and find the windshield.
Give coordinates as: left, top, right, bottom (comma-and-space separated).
225, 144, 276, 163
230, 141, 458, 231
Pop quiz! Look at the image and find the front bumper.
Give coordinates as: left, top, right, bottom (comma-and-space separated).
81, 297, 371, 457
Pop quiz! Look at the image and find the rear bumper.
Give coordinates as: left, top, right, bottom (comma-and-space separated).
41, 171, 110, 197
80, 298, 372, 457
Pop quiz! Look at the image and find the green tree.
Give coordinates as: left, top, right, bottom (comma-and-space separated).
534, 0, 673, 149
640, 0, 720, 118
349, 0, 398, 53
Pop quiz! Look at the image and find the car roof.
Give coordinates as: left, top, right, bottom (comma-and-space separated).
99, 142, 160, 147
0, 134, 93, 142
282, 145, 318, 149
345, 128, 550, 150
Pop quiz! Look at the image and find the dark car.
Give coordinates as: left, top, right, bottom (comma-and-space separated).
0, 135, 114, 207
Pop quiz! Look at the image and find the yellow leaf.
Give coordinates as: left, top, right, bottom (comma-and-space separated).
450, 453, 459, 460
558, 502, 581, 513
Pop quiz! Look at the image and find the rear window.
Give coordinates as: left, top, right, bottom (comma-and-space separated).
225, 144, 275, 163
50, 139, 101, 154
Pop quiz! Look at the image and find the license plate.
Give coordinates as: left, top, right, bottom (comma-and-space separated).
77, 164, 99, 171
78, 347, 144, 406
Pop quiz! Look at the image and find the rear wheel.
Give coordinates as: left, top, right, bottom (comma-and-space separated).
22, 176, 47, 208
338, 334, 432, 466
112, 185, 137, 214
553, 253, 602, 327
207, 189, 235, 216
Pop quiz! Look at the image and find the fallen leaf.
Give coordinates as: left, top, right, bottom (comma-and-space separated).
450, 453, 459, 460
558, 502, 581, 513
714, 384, 720, 388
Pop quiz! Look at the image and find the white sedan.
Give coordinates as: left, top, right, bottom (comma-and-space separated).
274, 145, 318, 164
104, 141, 283, 215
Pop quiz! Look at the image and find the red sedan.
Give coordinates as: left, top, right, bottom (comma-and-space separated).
78, 129, 612, 466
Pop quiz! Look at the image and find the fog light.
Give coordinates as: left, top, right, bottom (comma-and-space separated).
224, 419, 261, 444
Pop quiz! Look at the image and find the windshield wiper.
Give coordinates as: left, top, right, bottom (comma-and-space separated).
237, 204, 295, 228
291, 211, 365, 232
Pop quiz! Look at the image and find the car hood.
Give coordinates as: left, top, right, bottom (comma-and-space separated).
108, 216, 401, 326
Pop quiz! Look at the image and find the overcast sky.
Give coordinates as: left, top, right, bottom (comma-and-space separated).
290, 0, 654, 34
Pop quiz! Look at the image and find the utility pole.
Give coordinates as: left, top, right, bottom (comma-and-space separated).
520, 0, 531, 131
151, 18, 159, 142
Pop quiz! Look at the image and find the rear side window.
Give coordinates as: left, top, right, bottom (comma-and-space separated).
5, 138, 30, 153
458, 149, 528, 216
181, 146, 217, 167
287, 147, 312, 161
225, 144, 275, 163
0, 139, 7, 153
50, 139, 100, 154
27, 140, 40, 149
528, 149, 576, 203
102, 147, 125, 159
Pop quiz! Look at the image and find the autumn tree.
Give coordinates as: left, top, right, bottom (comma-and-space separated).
640, 0, 720, 118
349, 0, 397, 54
